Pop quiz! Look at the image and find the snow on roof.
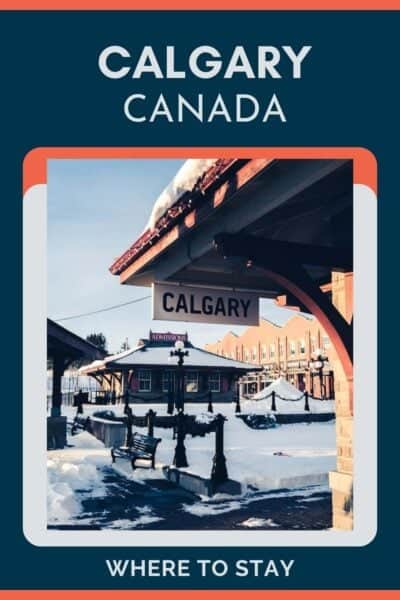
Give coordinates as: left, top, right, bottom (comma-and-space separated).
146, 159, 218, 230
260, 302, 314, 328
252, 377, 303, 401
82, 342, 260, 373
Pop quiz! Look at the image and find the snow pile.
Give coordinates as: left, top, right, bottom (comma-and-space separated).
47, 446, 109, 524
69, 431, 105, 449
195, 412, 216, 424
146, 159, 218, 229
242, 377, 335, 415
241, 396, 335, 415
252, 377, 303, 401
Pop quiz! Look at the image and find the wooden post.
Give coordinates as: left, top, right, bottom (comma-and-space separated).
211, 414, 228, 486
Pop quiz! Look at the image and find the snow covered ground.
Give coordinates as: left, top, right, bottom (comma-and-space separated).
48, 402, 336, 527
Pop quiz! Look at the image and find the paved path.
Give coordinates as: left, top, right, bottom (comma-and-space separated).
48, 467, 331, 530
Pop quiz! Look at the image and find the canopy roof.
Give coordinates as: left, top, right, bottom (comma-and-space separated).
110, 157, 353, 308
47, 319, 106, 362
80, 341, 260, 375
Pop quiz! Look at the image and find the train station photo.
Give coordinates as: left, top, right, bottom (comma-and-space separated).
44, 152, 363, 536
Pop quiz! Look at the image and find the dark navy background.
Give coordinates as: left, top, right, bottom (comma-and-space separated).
0, 9, 391, 590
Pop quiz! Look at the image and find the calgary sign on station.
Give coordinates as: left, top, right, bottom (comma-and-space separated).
152, 282, 260, 326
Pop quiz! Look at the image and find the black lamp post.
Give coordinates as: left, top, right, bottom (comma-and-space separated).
169, 340, 189, 468
309, 348, 329, 400
170, 340, 189, 413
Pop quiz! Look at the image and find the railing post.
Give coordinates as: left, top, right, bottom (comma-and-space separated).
167, 390, 174, 415
123, 391, 129, 415
271, 391, 277, 411
147, 409, 156, 437
76, 392, 84, 415
207, 390, 213, 413
124, 406, 133, 447
173, 410, 188, 468
235, 391, 241, 414
211, 414, 228, 487
304, 391, 310, 412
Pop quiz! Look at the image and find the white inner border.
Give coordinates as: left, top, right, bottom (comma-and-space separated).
23, 176, 377, 547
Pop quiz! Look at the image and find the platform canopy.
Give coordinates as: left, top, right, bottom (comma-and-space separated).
47, 319, 106, 364
110, 157, 354, 381
47, 319, 106, 418
110, 158, 352, 295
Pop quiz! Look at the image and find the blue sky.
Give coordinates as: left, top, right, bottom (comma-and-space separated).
47, 159, 292, 353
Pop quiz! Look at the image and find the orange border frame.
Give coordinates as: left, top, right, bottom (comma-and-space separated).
23, 146, 377, 196
2, 0, 400, 9
0, 592, 399, 599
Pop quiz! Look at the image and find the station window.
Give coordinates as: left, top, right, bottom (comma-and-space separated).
311, 337, 317, 353
298, 339, 306, 354
323, 335, 331, 350
290, 341, 296, 356
162, 371, 174, 392
279, 341, 285, 357
185, 371, 199, 393
209, 373, 221, 392
252, 347, 257, 361
244, 348, 250, 361
138, 369, 152, 392
261, 345, 267, 360
269, 343, 276, 359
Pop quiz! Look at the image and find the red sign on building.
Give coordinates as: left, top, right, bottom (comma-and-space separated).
149, 331, 188, 343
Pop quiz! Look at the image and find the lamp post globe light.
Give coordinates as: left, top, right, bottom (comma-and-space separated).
309, 348, 329, 400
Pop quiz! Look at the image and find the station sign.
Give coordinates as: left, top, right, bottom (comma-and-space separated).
152, 283, 259, 326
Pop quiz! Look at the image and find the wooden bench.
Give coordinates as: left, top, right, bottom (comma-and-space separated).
111, 432, 161, 470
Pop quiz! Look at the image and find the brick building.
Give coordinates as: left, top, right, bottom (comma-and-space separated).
205, 310, 333, 399
205, 271, 353, 401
